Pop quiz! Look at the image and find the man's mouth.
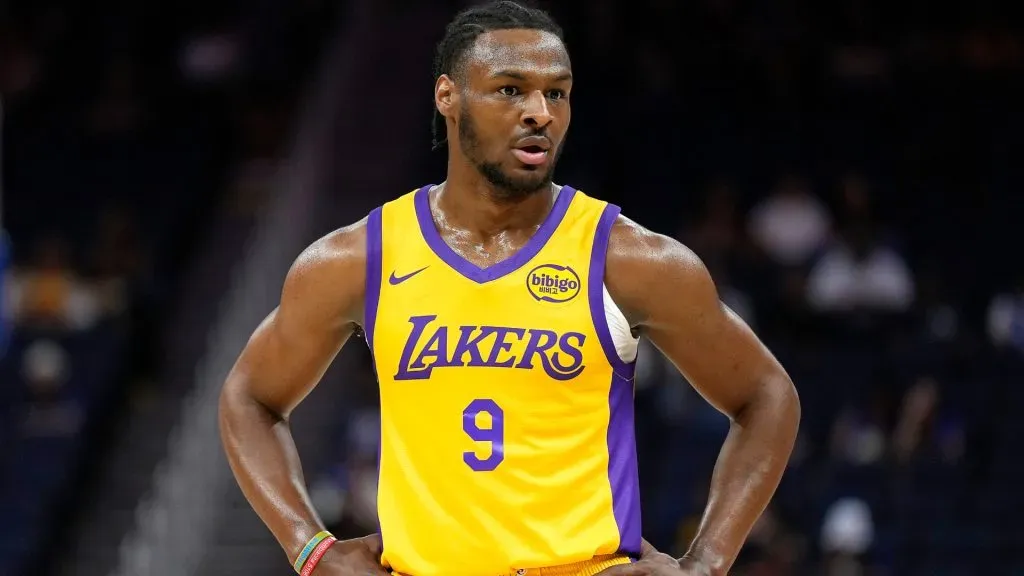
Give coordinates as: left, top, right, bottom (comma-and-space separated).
512, 146, 549, 165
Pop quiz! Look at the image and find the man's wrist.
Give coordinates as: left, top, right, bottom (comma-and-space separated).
287, 525, 331, 566
678, 551, 726, 576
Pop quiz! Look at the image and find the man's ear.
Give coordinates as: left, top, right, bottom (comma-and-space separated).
435, 74, 458, 118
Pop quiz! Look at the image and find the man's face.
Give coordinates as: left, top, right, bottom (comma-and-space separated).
445, 29, 572, 199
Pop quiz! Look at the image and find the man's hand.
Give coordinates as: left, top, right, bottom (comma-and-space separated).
597, 556, 712, 576
595, 555, 679, 575
310, 534, 389, 575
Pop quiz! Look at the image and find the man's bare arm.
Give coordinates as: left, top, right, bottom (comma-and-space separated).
607, 216, 800, 576
218, 220, 373, 567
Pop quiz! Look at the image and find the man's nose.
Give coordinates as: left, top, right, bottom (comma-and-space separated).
521, 91, 552, 129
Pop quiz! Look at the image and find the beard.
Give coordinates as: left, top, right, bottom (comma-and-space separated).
458, 108, 562, 201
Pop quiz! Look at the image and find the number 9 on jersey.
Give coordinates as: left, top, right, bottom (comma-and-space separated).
462, 399, 504, 471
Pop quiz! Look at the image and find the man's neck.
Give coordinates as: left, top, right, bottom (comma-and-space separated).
435, 164, 557, 240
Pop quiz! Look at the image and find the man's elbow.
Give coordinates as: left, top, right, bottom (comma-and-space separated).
218, 376, 248, 440
219, 372, 282, 433
777, 375, 801, 430
767, 373, 801, 436
737, 372, 801, 433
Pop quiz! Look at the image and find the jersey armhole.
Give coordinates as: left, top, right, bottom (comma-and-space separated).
587, 203, 637, 380
363, 206, 384, 351
363, 205, 386, 546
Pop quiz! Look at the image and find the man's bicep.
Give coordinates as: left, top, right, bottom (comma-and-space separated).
228, 227, 367, 417
232, 308, 355, 418
646, 298, 780, 418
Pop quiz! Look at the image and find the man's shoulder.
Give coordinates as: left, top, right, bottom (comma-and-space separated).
606, 213, 701, 272
295, 217, 369, 276
282, 217, 370, 321
604, 213, 709, 324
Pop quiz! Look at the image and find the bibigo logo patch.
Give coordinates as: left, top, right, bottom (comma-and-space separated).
526, 264, 581, 303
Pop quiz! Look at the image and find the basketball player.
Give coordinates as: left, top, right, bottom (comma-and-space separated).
219, 2, 800, 575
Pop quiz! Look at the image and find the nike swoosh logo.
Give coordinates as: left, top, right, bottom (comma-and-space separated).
389, 266, 429, 285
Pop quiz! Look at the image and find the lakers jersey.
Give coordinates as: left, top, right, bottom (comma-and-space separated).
363, 185, 641, 575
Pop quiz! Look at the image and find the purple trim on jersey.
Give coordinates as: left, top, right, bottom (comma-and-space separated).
373, 362, 384, 543
589, 203, 641, 557
607, 371, 642, 558
365, 207, 386, 544
375, 438, 384, 541
587, 203, 636, 379
413, 184, 577, 284
364, 206, 383, 349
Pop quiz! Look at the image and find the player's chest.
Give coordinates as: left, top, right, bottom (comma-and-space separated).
373, 262, 600, 383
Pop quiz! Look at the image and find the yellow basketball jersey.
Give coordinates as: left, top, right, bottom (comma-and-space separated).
363, 185, 640, 576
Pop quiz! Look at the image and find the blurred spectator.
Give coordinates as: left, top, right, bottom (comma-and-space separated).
830, 404, 887, 467
805, 235, 914, 312
747, 175, 831, 268
19, 339, 83, 437
891, 377, 964, 467
818, 497, 874, 576
915, 265, 960, 343
5, 235, 101, 331
179, 31, 242, 86
805, 180, 914, 313
986, 273, 1024, 353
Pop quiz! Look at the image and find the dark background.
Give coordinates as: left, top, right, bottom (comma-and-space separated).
2, 0, 1023, 574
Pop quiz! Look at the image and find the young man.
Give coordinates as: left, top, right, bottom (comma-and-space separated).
219, 2, 800, 575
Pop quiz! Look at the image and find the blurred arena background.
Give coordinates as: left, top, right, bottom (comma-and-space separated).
2, 0, 1023, 574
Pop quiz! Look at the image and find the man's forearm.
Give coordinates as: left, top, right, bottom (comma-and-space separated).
683, 376, 799, 575
219, 383, 326, 563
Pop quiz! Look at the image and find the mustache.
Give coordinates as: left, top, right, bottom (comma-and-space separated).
510, 133, 555, 152
513, 127, 551, 140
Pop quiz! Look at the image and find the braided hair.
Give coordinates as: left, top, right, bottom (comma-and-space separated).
430, 1, 564, 150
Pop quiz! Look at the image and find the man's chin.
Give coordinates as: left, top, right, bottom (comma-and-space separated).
498, 179, 551, 200
478, 164, 553, 200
